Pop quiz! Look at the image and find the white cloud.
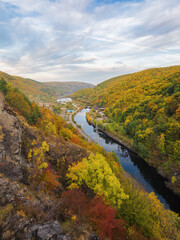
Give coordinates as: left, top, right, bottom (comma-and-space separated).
0, 0, 180, 84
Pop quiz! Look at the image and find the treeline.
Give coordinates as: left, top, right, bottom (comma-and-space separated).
72, 66, 180, 192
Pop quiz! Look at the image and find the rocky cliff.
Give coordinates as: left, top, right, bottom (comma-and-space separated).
0, 92, 24, 182
0, 91, 95, 240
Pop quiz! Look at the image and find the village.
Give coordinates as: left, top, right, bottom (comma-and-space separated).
87, 105, 109, 127
35, 97, 78, 121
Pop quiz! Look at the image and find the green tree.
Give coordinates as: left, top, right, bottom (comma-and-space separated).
0, 78, 8, 95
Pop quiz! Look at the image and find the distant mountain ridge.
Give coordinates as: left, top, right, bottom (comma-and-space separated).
43, 81, 94, 99
0, 71, 94, 102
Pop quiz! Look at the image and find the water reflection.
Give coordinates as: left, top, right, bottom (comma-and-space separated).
74, 108, 180, 214
117, 145, 129, 158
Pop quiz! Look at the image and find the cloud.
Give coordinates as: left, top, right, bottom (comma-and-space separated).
0, 0, 179, 84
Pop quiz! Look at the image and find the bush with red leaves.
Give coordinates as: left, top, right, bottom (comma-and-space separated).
60, 189, 87, 218
87, 197, 127, 240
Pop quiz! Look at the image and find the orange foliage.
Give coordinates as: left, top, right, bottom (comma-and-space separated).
41, 167, 60, 191
69, 136, 84, 147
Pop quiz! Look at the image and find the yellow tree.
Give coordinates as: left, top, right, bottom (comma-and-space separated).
28, 141, 49, 169
67, 153, 128, 209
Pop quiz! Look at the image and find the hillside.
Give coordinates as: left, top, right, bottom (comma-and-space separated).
0, 76, 180, 240
0, 71, 94, 102
72, 65, 180, 194
44, 81, 94, 98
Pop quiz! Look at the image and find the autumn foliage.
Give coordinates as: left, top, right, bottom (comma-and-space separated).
60, 189, 87, 219
1, 75, 180, 240
72, 66, 180, 186
60, 190, 127, 240
67, 153, 128, 209
87, 197, 127, 240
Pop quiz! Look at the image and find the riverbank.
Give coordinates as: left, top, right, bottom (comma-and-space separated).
86, 112, 180, 196
74, 108, 180, 213
69, 107, 94, 143
86, 116, 136, 153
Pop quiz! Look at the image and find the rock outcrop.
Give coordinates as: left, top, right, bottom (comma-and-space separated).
88, 233, 99, 240
0, 166, 70, 239
0, 91, 92, 239
25, 221, 70, 240
0, 91, 22, 163
0, 125, 5, 161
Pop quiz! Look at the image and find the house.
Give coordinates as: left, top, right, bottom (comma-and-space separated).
93, 106, 105, 112
99, 111, 105, 117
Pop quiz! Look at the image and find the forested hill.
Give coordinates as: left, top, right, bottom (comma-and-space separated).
43, 81, 94, 99
0, 71, 94, 102
72, 65, 180, 105
72, 65, 180, 194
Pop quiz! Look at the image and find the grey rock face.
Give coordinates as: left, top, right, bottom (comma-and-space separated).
0, 136, 5, 161
0, 92, 5, 161
25, 221, 71, 240
0, 91, 4, 112
0, 91, 22, 163
54, 236, 71, 240
37, 221, 62, 239
0, 177, 19, 205
89, 233, 99, 240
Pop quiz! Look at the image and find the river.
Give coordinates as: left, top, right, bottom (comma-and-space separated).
74, 108, 180, 214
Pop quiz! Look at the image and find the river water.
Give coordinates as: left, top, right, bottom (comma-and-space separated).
74, 108, 180, 214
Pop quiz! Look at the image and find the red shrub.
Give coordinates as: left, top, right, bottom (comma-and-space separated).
60, 189, 87, 217
87, 197, 127, 240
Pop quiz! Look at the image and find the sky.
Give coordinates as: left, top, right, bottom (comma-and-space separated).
0, 0, 180, 85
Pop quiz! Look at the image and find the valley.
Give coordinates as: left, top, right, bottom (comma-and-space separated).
74, 108, 180, 213
72, 65, 180, 196
0, 71, 94, 103
1, 0, 180, 239
0, 66, 180, 240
